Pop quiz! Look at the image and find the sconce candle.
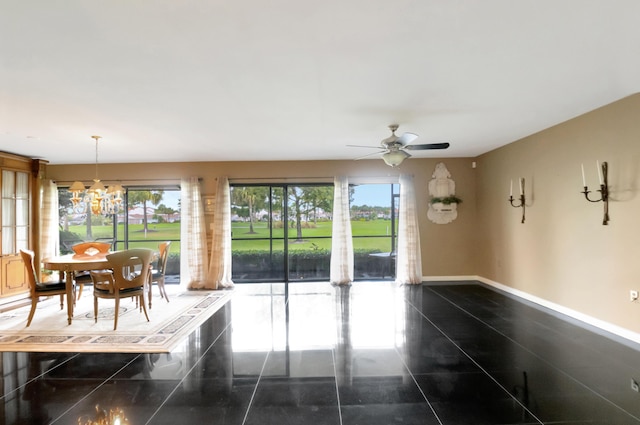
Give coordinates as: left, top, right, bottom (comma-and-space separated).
581, 161, 609, 225
581, 164, 586, 186
508, 177, 526, 223
519, 178, 523, 195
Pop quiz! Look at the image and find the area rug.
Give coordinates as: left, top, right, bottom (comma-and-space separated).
0, 286, 232, 353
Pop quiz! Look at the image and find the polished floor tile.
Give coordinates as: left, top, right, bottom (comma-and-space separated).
1, 281, 639, 424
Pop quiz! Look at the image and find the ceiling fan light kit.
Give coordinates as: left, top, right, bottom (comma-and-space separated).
348, 124, 450, 167
382, 150, 410, 167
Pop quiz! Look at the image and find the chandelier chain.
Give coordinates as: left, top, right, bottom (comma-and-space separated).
92, 135, 101, 181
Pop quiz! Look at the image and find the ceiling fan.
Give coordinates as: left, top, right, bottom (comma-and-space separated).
348, 124, 450, 167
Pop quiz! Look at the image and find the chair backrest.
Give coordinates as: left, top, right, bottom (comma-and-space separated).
157, 241, 171, 274
72, 241, 111, 255
90, 270, 116, 292
106, 248, 153, 291
19, 249, 38, 295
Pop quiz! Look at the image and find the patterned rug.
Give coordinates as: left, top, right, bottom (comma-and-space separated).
0, 286, 232, 353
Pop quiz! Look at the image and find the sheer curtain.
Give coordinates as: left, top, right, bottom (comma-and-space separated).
330, 175, 353, 285
395, 174, 423, 284
208, 176, 234, 289
180, 177, 209, 289
40, 179, 59, 260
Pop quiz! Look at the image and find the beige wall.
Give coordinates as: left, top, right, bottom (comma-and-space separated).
47, 156, 478, 277
476, 93, 640, 334
44, 93, 640, 337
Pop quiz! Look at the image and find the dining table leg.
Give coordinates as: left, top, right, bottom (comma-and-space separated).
65, 267, 75, 324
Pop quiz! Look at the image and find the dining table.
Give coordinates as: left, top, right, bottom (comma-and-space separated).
43, 253, 111, 325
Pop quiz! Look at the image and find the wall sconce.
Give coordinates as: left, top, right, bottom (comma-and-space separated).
581, 161, 609, 225
509, 178, 526, 223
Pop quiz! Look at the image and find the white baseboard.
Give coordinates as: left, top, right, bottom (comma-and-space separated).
474, 276, 640, 347
422, 275, 478, 282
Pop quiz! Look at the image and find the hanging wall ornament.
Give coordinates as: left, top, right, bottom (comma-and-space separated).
427, 162, 461, 224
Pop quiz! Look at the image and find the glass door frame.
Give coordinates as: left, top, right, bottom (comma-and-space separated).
231, 182, 335, 285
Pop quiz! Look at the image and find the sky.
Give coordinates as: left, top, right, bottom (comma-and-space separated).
159, 184, 395, 209
159, 190, 181, 209
351, 184, 395, 207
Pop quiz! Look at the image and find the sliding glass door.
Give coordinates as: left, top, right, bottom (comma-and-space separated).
231, 185, 286, 282
231, 182, 399, 283
231, 184, 334, 283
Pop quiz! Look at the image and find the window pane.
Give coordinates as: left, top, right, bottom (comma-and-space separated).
16, 226, 28, 251
232, 239, 285, 282
351, 184, 397, 280
125, 188, 179, 242
120, 188, 181, 281
2, 228, 14, 254
16, 172, 28, 198
16, 199, 28, 226
2, 199, 14, 226
286, 186, 333, 240
230, 186, 270, 238
2, 170, 14, 198
287, 185, 332, 281
115, 211, 126, 246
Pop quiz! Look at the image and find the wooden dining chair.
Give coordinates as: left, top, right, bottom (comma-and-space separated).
71, 241, 111, 300
71, 241, 112, 256
90, 248, 153, 330
19, 249, 70, 327
148, 241, 171, 308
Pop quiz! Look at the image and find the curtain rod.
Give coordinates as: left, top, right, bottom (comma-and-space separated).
230, 175, 402, 184
55, 175, 409, 185
53, 178, 188, 186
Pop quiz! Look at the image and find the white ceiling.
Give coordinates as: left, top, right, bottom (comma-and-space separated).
1, 1, 639, 165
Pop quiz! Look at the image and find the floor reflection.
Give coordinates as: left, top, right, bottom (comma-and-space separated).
1, 281, 639, 424
230, 282, 409, 380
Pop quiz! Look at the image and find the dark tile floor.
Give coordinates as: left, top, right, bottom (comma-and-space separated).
1, 281, 639, 424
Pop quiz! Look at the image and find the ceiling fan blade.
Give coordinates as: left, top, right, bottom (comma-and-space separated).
347, 144, 385, 149
354, 150, 386, 160
397, 132, 418, 145
404, 142, 450, 150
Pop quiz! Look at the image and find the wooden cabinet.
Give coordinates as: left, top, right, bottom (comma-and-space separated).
1, 256, 28, 296
0, 153, 37, 298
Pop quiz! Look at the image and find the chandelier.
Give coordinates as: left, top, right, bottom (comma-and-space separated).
70, 136, 124, 216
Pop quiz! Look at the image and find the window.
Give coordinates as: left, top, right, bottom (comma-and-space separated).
58, 186, 181, 280
1, 170, 29, 255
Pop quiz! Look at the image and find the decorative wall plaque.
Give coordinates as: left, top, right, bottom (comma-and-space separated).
427, 162, 460, 224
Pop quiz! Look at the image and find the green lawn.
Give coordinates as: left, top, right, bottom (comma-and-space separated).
231, 219, 394, 252
63, 219, 395, 253
231, 219, 393, 237
64, 223, 182, 251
